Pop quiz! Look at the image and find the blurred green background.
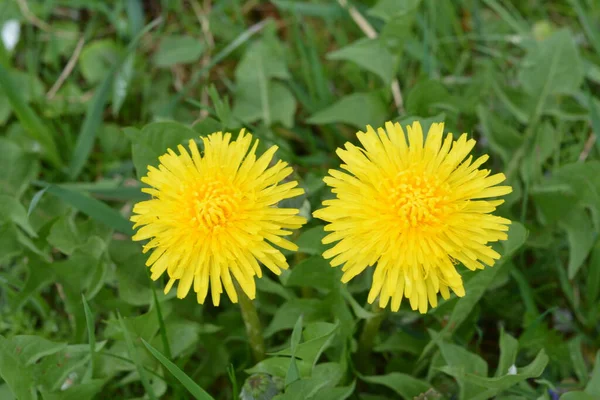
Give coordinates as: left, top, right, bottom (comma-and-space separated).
1, 0, 600, 399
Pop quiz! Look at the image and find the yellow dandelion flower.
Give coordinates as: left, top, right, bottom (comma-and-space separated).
313, 121, 512, 314
131, 130, 306, 306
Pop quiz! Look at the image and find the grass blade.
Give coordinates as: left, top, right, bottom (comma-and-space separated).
82, 294, 96, 380
43, 183, 133, 235
141, 338, 215, 400
118, 313, 158, 400
27, 187, 48, 217
482, 0, 528, 34
161, 20, 268, 117
68, 17, 163, 179
150, 277, 172, 359
0, 64, 62, 168
568, 0, 600, 56
587, 90, 600, 155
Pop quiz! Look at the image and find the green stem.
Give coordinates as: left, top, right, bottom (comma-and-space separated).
237, 285, 266, 362
355, 303, 386, 372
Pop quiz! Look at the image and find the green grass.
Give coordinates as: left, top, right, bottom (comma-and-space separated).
1, 0, 600, 399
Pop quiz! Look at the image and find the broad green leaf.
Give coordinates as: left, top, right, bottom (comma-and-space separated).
264, 299, 329, 338
560, 393, 596, 400
256, 275, 296, 301
560, 208, 596, 279
327, 38, 396, 84
52, 237, 107, 340
276, 378, 329, 400
141, 338, 214, 400
531, 184, 577, 226
285, 315, 303, 386
311, 381, 355, 400
0, 384, 15, 400
271, 322, 338, 367
0, 195, 36, 237
495, 329, 519, 377
164, 319, 200, 359
532, 162, 600, 278
368, 0, 421, 21
585, 351, 600, 396
272, 0, 344, 17
520, 29, 584, 94
11, 336, 67, 366
453, 350, 549, 400
116, 252, 153, 306
231, 30, 295, 128
341, 287, 378, 319
436, 338, 488, 400
372, 0, 421, 54
295, 226, 327, 256
520, 122, 559, 182
39, 380, 105, 400
153, 35, 205, 67
285, 256, 341, 292
105, 303, 167, 342
57, 180, 147, 202
79, 40, 121, 84
306, 92, 387, 129
276, 363, 344, 400
246, 357, 311, 379
44, 185, 131, 235
192, 116, 222, 135
93, 122, 130, 157
0, 138, 39, 198
533, 162, 600, 229
405, 79, 452, 117
0, 336, 37, 400
129, 121, 198, 180
0, 223, 21, 264
361, 373, 431, 399
47, 216, 83, 255
233, 81, 297, 128
311, 362, 344, 388
33, 342, 106, 392
374, 331, 427, 355
235, 34, 290, 83
477, 106, 523, 165
518, 29, 584, 116
569, 337, 588, 386
10, 259, 55, 310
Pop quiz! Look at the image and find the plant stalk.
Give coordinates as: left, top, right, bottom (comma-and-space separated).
237, 285, 266, 362
355, 303, 386, 372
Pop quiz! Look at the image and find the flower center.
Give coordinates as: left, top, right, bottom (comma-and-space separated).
386, 171, 451, 229
187, 180, 242, 231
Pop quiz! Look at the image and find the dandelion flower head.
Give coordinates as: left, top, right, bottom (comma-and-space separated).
313, 121, 512, 313
131, 130, 306, 306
